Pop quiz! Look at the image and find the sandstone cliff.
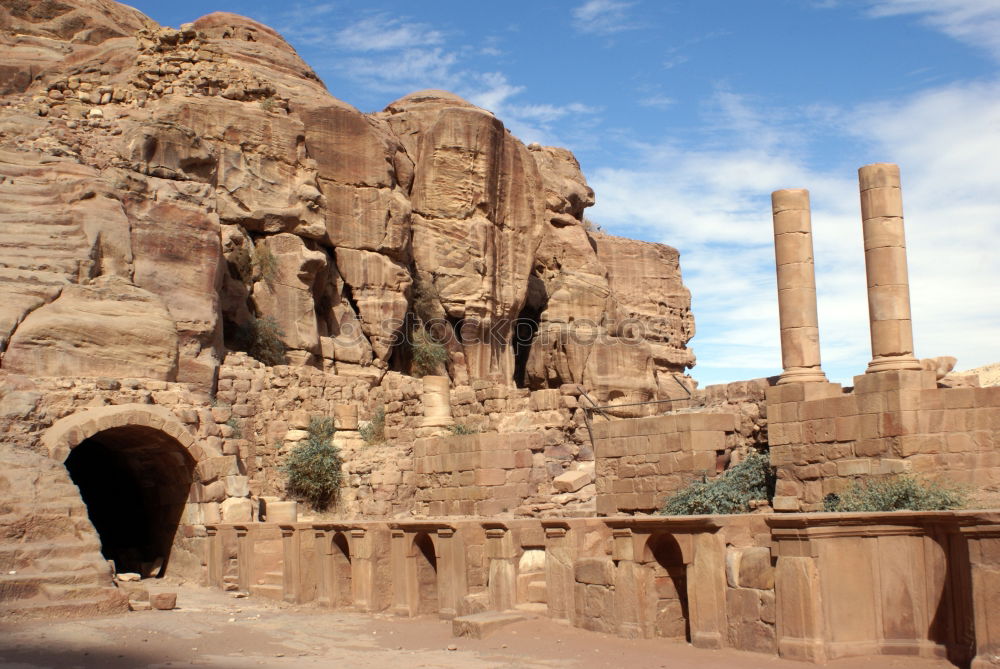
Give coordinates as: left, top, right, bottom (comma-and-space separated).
0, 0, 695, 401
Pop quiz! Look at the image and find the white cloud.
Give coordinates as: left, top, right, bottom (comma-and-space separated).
639, 94, 676, 110
571, 0, 638, 36
340, 48, 462, 93
468, 73, 600, 145
334, 15, 445, 52
588, 81, 1000, 386
868, 0, 1000, 61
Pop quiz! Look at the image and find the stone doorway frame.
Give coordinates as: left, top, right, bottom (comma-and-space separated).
605, 517, 729, 648
389, 521, 462, 618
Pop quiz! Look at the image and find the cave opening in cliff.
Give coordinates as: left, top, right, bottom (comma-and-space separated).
65, 426, 195, 578
513, 274, 547, 388
512, 305, 541, 388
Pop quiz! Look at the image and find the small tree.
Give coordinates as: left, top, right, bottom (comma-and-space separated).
411, 327, 448, 377
659, 450, 774, 516
282, 416, 342, 510
359, 405, 386, 445
237, 316, 287, 366
823, 475, 967, 512
252, 244, 279, 283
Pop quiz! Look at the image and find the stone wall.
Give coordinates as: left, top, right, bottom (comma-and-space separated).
769, 371, 1000, 511
690, 377, 772, 454
412, 432, 544, 516
199, 510, 1000, 666
215, 354, 600, 517
592, 413, 738, 515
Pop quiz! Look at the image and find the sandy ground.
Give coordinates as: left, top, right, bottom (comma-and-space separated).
0, 582, 958, 669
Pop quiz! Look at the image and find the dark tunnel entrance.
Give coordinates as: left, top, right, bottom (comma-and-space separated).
65, 426, 195, 578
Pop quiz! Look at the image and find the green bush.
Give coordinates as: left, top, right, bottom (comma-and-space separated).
230, 243, 254, 283
447, 423, 481, 435
823, 474, 967, 512
252, 244, 279, 283
411, 327, 448, 377
281, 416, 342, 510
659, 450, 774, 516
360, 405, 386, 445
235, 316, 287, 366
225, 415, 243, 439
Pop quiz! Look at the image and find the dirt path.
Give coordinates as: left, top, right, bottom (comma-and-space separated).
0, 582, 955, 669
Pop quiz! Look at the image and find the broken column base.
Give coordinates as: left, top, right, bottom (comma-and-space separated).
452, 611, 529, 639
777, 367, 829, 385
866, 355, 923, 374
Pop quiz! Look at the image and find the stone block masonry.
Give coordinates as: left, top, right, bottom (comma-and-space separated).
412, 432, 547, 516
768, 371, 1000, 511
593, 412, 738, 515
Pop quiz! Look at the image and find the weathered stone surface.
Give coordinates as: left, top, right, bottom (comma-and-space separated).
220, 497, 253, 523
553, 469, 594, 493
381, 91, 548, 382
0, 150, 133, 353
0, 2, 695, 391
334, 247, 410, 362
150, 592, 177, 610
452, 611, 527, 638
251, 233, 328, 358
3, 277, 178, 380
523, 145, 695, 398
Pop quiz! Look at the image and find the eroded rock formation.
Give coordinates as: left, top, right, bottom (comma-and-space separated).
0, 0, 696, 399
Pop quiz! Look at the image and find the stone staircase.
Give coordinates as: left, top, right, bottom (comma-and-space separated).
0, 448, 128, 619
0, 150, 107, 350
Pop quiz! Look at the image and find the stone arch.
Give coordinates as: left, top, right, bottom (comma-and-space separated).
641, 532, 691, 640
43, 404, 201, 577
411, 531, 439, 614
42, 404, 203, 464
331, 531, 353, 608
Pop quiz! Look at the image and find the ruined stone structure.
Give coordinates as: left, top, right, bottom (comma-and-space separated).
1, 2, 999, 668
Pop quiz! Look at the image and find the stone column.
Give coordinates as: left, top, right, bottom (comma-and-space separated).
771, 189, 828, 385
332, 404, 363, 449
420, 375, 454, 431
858, 163, 921, 373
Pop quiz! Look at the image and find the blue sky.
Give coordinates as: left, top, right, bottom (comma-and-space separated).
125, 0, 1000, 387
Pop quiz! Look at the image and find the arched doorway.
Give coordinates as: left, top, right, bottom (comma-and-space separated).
331, 531, 353, 608
44, 405, 200, 578
646, 532, 690, 640
413, 532, 438, 614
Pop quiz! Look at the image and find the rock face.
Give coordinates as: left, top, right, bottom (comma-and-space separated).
0, 0, 696, 396
523, 145, 695, 403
